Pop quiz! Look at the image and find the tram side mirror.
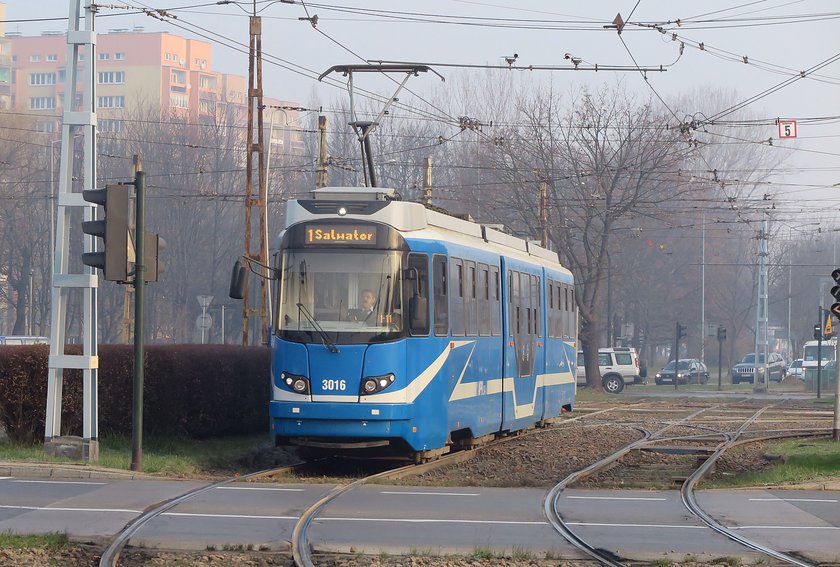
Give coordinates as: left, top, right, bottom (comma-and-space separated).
408, 295, 428, 332
229, 260, 247, 300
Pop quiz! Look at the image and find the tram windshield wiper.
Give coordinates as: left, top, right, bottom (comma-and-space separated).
296, 302, 339, 353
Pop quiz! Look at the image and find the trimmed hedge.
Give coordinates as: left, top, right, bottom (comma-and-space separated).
0, 344, 270, 443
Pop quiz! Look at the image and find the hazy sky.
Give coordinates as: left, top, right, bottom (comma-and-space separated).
4, 1, 840, 223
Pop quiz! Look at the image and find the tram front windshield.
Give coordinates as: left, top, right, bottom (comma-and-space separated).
277, 249, 404, 344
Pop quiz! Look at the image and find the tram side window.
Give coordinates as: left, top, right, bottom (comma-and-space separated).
450, 258, 465, 336
433, 255, 449, 336
405, 253, 429, 336
491, 266, 501, 336
465, 261, 478, 336
533, 275, 540, 336
478, 264, 490, 336
547, 279, 555, 338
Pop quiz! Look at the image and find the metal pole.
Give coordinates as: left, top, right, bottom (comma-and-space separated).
221, 305, 226, 345
423, 157, 433, 206
201, 302, 207, 345
834, 337, 839, 441
701, 213, 705, 363
28, 269, 34, 335
130, 170, 146, 472
718, 327, 723, 391
817, 306, 823, 400
674, 321, 680, 391
316, 115, 328, 188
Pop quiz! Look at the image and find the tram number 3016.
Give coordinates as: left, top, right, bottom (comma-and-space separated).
322, 379, 347, 391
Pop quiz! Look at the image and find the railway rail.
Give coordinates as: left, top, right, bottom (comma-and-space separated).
96, 399, 834, 567
544, 402, 831, 567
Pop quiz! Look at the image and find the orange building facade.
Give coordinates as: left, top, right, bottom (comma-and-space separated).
3, 27, 303, 154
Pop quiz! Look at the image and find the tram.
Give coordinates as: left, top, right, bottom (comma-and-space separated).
232, 186, 577, 461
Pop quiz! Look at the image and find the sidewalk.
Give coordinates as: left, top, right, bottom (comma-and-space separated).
0, 460, 153, 480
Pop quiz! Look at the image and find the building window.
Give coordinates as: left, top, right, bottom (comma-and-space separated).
98, 71, 125, 84
29, 96, 56, 110
100, 119, 124, 133
115, 52, 125, 60
98, 95, 125, 108
36, 121, 57, 133
98, 52, 110, 60
170, 94, 188, 108
171, 69, 186, 84
11, 55, 16, 63
29, 73, 56, 86
30, 54, 41, 63
78, 53, 85, 61
46, 54, 58, 62
58, 70, 66, 83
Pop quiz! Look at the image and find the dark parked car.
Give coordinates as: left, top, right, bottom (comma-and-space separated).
731, 352, 786, 384
655, 359, 709, 385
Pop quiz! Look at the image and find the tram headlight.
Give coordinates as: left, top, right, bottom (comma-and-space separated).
360, 373, 395, 395
280, 372, 310, 395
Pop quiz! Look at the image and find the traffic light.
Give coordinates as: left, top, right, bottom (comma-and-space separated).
81, 185, 131, 282
814, 324, 822, 340
142, 233, 166, 283
677, 322, 687, 339
717, 326, 726, 341
830, 268, 840, 319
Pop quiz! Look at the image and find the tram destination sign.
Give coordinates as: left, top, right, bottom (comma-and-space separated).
305, 225, 377, 245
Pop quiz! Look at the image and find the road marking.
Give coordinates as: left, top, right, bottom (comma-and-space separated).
0, 477, 13, 480
320, 517, 546, 525
732, 525, 840, 530
566, 496, 668, 501
0, 504, 140, 513
380, 491, 480, 496
749, 498, 838, 503
567, 522, 706, 529
215, 486, 305, 492
162, 512, 298, 520
11, 480, 107, 485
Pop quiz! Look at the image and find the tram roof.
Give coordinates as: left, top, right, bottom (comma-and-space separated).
286, 187, 563, 267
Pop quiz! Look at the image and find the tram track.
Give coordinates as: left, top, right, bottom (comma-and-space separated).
545, 402, 832, 567
97, 399, 833, 566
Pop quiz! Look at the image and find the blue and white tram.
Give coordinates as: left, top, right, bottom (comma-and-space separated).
268, 187, 577, 460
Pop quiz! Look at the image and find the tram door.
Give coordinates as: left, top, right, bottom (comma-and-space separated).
501, 261, 545, 431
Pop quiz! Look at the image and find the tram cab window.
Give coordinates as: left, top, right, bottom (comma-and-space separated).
277, 249, 405, 343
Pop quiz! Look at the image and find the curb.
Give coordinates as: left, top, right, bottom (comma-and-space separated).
0, 461, 155, 480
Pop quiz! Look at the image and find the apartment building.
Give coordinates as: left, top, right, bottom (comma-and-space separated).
4, 27, 304, 153
0, 3, 11, 110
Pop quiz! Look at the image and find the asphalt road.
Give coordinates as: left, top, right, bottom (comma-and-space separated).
0, 476, 837, 562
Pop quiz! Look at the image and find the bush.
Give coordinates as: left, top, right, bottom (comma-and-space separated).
0, 344, 270, 443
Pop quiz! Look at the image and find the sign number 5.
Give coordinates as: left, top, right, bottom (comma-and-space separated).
778, 119, 797, 138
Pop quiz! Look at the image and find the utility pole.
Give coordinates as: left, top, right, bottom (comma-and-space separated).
121, 155, 143, 344
423, 157, 433, 206
538, 172, 549, 248
754, 213, 770, 393
316, 115, 328, 188
242, 6, 268, 346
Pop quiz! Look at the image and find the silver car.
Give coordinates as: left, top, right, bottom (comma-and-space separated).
788, 359, 804, 380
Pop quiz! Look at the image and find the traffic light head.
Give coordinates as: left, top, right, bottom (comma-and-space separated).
831, 269, 840, 320
717, 326, 726, 341
814, 324, 822, 340
677, 322, 687, 339
81, 185, 131, 282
